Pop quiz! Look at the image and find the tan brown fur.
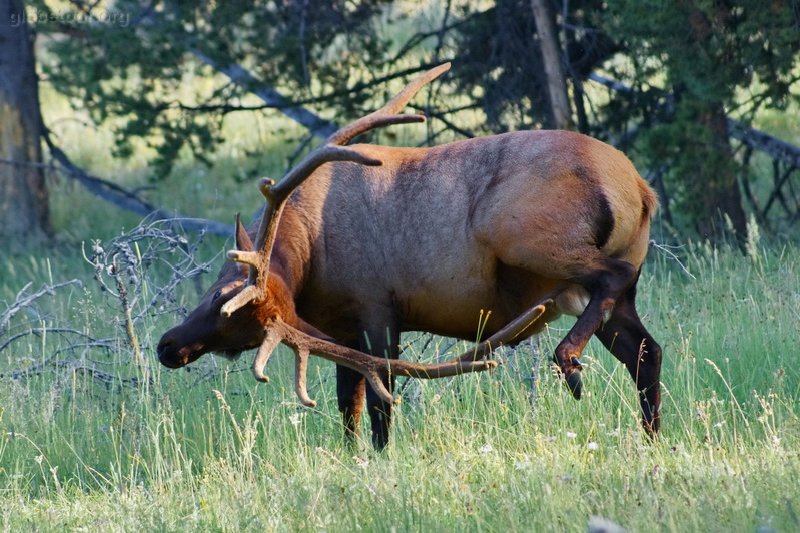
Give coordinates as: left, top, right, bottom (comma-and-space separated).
159, 116, 661, 449
284, 131, 653, 340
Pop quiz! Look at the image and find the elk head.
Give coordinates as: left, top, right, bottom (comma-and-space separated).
156, 214, 266, 369
157, 63, 513, 407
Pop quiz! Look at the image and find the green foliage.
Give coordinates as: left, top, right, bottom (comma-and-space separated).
601, 0, 800, 235
605, 1, 799, 107
34, 0, 391, 177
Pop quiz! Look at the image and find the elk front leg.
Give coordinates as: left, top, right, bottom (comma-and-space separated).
336, 362, 366, 445
359, 319, 401, 451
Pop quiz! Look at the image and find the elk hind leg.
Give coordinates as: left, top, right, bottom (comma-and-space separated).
594, 274, 662, 436
554, 258, 639, 399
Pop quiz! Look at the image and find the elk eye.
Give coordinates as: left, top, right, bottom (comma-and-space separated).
212, 289, 222, 302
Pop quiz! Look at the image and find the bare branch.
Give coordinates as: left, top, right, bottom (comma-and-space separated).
0, 327, 112, 354
190, 49, 340, 140
41, 128, 232, 237
0, 280, 82, 338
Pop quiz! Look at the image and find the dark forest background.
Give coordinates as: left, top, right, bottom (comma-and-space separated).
2, 0, 799, 246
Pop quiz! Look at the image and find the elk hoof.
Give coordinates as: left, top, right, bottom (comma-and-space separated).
566, 370, 582, 400
641, 419, 660, 442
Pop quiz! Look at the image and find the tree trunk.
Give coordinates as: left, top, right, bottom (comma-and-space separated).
0, 0, 50, 243
696, 103, 747, 240
679, 2, 746, 240
530, 0, 573, 130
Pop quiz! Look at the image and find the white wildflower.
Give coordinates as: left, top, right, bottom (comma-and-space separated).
514, 455, 531, 471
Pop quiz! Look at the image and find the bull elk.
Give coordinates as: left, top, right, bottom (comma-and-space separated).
157, 63, 662, 450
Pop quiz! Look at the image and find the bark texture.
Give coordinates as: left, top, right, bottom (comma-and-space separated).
0, 0, 50, 242
530, 0, 572, 129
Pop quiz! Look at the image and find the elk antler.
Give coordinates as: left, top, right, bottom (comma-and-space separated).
221, 64, 484, 403
250, 316, 499, 407
251, 298, 554, 407
222, 62, 452, 318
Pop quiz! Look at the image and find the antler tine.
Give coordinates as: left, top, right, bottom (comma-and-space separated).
327, 62, 451, 146
451, 298, 553, 364
251, 328, 282, 382
244, 297, 552, 407
224, 63, 452, 318
294, 348, 316, 407
270, 145, 382, 202
381, 62, 451, 115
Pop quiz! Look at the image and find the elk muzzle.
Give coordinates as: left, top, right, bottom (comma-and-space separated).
156, 332, 203, 368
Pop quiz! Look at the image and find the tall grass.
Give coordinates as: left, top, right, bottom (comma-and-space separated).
1, 216, 798, 531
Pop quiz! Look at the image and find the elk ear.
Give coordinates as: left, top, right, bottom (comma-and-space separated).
234, 213, 254, 252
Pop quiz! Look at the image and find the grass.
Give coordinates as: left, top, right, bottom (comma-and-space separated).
1, 215, 799, 531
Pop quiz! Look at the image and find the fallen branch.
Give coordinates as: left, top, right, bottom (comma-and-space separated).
41, 129, 232, 237
588, 73, 800, 168
727, 121, 800, 169
0, 279, 83, 338
190, 49, 340, 140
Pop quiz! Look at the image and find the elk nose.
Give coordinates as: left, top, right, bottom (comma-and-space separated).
157, 337, 172, 355
157, 337, 177, 366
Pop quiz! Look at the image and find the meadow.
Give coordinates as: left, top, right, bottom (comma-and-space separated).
1, 88, 799, 532
1, 194, 799, 532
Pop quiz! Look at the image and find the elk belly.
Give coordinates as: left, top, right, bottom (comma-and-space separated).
554, 285, 615, 323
